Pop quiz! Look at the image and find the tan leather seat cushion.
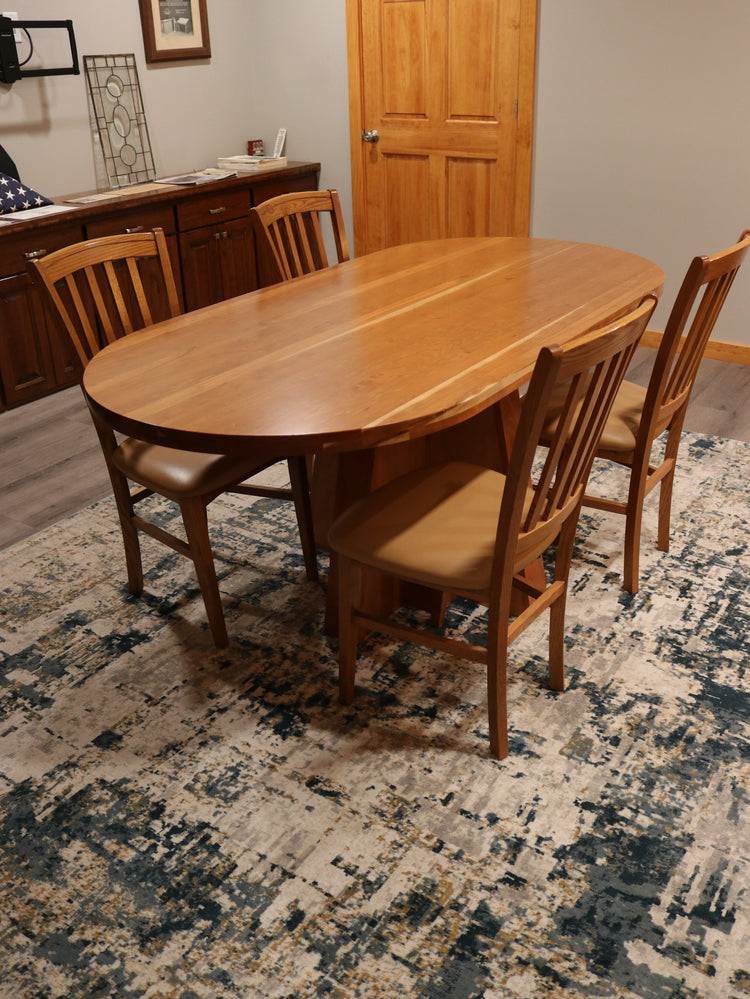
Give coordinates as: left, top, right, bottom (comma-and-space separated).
329, 461, 547, 594
542, 378, 647, 454
113, 438, 257, 497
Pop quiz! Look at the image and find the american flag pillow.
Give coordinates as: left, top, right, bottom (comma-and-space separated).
0, 172, 52, 214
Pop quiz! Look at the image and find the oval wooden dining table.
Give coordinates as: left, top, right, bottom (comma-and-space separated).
83, 236, 664, 628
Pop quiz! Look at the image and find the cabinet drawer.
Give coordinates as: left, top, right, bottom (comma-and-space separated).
176, 188, 250, 231
0, 223, 85, 277
85, 204, 175, 239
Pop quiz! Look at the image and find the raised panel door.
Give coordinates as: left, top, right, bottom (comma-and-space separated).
179, 219, 256, 312
215, 218, 257, 302
347, 0, 538, 253
179, 228, 222, 312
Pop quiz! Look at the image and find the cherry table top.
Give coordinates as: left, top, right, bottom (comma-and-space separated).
83, 237, 664, 456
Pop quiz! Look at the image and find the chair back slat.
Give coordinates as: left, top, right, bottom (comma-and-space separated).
87, 261, 122, 344
264, 220, 293, 281
252, 188, 350, 283
282, 215, 310, 276
125, 255, 155, 330
55, 271, 100, 364
494, 296, 657, 586
30, 228, 181, 366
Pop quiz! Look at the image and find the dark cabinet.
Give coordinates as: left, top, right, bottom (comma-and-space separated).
0, 272, 57, 407
176, 188, 256, 311
179, 218, 256, 312
0, 161, 320, 411
0, 220, 86, 409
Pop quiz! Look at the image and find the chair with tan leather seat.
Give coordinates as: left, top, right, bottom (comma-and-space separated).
30, 227, 318, 648
541, 230, 750, 594
251, 188, 349, 283
328, 297, 657, 759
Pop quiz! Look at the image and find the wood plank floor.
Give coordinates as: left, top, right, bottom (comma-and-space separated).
1, 349, 749, 551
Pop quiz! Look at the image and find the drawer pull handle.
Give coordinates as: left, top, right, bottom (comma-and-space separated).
209, 206, 226, 215
24, 248, 48, 261
214, 231, 229, 240
124, 225, 144, 234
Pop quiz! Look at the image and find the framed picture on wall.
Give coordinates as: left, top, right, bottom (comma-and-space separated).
138, 0, 211, 63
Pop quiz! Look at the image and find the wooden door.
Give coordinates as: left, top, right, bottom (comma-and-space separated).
346, 0, 537, 255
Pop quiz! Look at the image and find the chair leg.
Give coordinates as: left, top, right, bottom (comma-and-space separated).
657, 468, 675, 553
657, 424, 683, 554
179, 496, 228, 648
623, 459, 650, 595
91, 416, 144, 594
337, 556, 359, 704
431, 589, 452, 627
287, 456, 319, 581
549, 514, 577, 692
107, 464, 144, 595
486, 608, 510, 760
548, 593, 567, 693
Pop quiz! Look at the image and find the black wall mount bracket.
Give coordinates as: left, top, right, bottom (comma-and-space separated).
0, 17, 79, 84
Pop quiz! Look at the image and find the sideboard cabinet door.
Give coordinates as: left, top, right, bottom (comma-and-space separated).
177, 189, 256, 312
0, 222, 86, 409
0, 272, 57, 409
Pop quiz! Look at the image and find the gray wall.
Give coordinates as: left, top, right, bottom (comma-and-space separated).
0, 1, 351, 221
2, 0, 749, 344
531, 0, 750, 344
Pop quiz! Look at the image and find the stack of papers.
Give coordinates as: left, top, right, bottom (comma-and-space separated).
217, 155, 288, 173
0, 204, 77, 223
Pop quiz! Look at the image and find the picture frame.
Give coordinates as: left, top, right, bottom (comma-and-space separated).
138, 0, 211, 63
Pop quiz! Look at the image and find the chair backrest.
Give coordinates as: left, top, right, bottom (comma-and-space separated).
495, 296, 658, 582
30, 227, 181, 368
644, 229, 750, 439
251, 188, 350, 282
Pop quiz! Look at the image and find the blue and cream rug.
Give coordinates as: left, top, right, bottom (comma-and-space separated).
1, 432, 749, 999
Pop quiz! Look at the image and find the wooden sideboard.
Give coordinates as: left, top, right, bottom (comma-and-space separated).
0, 161, 320, 411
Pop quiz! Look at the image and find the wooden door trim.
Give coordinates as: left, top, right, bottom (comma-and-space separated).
515, 0, 539, 237
345, 0, 539, 256
346, 0, 368, 256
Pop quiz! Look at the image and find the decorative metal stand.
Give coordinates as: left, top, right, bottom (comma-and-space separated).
84, 54, 156, 189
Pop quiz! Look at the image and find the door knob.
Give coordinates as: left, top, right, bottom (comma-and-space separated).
361, 129, 380, 143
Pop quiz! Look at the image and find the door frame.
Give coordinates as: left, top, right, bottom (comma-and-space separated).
345, 0, 539, 256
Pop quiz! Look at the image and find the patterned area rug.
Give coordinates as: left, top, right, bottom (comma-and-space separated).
1, 432, 749, 999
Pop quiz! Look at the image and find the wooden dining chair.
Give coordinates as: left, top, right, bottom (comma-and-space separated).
328, 297, 657, 759
251, 188, 349, 282
542, 230, 750, 594
30, 228, 318, 648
